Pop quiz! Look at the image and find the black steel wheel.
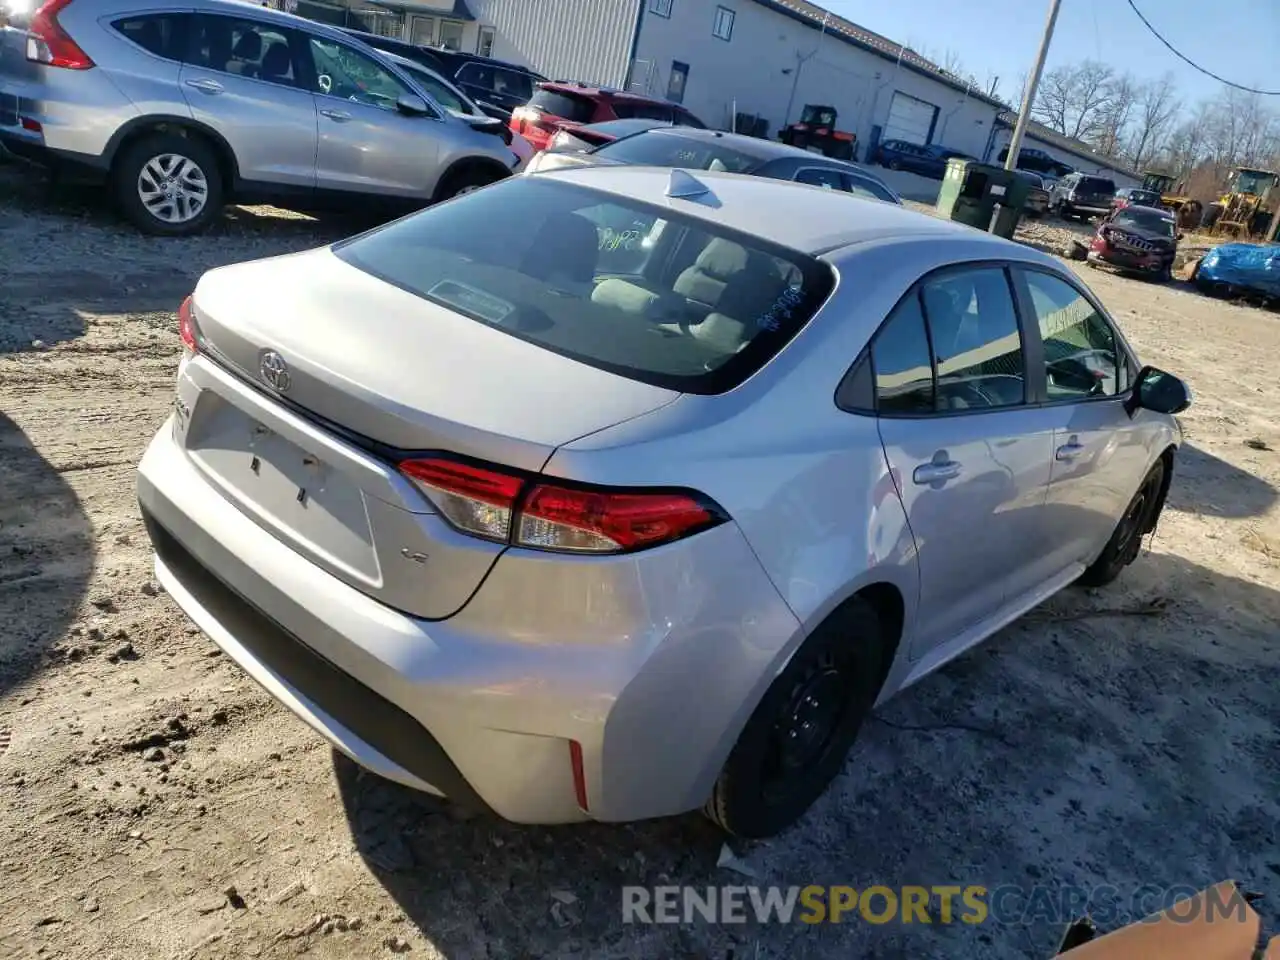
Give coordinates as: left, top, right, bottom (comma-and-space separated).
704, 597, 890, 838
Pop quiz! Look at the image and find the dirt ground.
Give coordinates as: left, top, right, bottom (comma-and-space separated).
2, 158, 1278, 960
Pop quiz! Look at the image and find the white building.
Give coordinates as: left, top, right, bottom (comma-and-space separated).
306, 0, 1138, 182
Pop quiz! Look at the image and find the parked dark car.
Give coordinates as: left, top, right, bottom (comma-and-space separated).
511, 82, 706, 152
1088, 205, 1180, 281
340, 29, 544, 121
998, 145, 1074, 178
526, 127, 902, 204
544, 118, 673, 153
1052, 172, 1118, 221
872, 139, 974, 178
1112, 187, 1163, 212
1013, 169, 1050, 217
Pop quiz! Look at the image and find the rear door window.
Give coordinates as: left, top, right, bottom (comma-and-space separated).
794, 167, 845, 191
528, 88, 596, 123
843, 173, 896, 203
112, 14, 188, 60
188, 15, 301, 87
331, 177, 835, 394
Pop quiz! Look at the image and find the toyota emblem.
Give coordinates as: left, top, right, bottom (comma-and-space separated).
260, 350, 291, 393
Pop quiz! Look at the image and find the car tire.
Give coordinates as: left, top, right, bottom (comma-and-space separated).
887, 158, 900, 170
437, 165, 504, 202
1156, 262, 1173, 283
1077, 458, 1166, 588
113, 132, 223, 237
703, 596, 889, 838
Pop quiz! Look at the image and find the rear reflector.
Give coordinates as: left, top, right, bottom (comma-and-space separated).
569, 740, 588, 811
398, 455, 725, 554
25, 0, 94, 69
19, 117, 41, 133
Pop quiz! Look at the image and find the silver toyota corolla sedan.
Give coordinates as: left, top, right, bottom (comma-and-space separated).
136, 166, 1190, 838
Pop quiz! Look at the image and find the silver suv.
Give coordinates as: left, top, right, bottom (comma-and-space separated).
0, 0, 527, 234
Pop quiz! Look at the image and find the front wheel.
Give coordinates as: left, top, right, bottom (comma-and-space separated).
703, 598, 889, 838
437, 166, 503, 202
1077, 459, 1166, 587
113, 132, 223, 236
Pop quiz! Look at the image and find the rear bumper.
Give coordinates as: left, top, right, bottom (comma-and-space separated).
1063, 201, 1110, 215
137, 419, 801, 824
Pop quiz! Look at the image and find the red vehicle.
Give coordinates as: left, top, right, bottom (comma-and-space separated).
510, 82, 706, 152
1088, 205, 1180, 282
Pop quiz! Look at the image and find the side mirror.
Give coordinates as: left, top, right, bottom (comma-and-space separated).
1127, 365, 1192, 416
396, 94, 431, 117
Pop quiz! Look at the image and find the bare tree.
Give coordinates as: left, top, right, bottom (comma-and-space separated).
1091, 74, 1138, 160
1032, 61, 1116, 140
1127, 73, 1179, 169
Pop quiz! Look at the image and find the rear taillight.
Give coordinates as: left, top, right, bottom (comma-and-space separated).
25, 0, 94, 69
399, 456, 725, 554
178, 295, 199, 353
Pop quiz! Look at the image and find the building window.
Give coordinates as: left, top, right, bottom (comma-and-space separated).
476, 25, 494, 57
667, 60, 688, 103
712, 5, 734, 40
408, 15, 465, 49
437, 18, 464, 49
649, 0, 672, 17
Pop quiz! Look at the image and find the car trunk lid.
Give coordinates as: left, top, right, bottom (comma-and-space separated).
180, 247, 678, 619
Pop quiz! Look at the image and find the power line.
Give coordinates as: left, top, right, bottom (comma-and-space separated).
1124, 0, 1280, 96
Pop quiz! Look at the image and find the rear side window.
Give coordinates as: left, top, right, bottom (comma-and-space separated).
528, 88, 596, 123
674, 108, 706, 128
112, 14, 187, 60
613, 101, 674, 122
332, 177, 835, 394
871, 295, 934, 414
494, 68, 533, 100
1079, 177, 1116, 194
594, 133, 760, 172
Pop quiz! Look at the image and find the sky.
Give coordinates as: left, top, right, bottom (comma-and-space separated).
821, 0, 1277, 109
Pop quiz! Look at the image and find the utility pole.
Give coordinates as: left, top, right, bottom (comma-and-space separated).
1003, 0, 1062, 173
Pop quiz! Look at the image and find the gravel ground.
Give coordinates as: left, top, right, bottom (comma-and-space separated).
2, 159, 1278, 960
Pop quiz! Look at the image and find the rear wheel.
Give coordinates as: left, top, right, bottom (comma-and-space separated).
113, 132, 223, 236
1077, 459, 1166, 588
703, 597, 889, 838
887, 158, 901, 170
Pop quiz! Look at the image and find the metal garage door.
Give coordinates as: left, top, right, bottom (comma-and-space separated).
883, 92, 938, 146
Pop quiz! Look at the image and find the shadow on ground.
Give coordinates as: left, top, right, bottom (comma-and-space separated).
0, 411, 95, 699
0, 161, 358, 353
1165, 443, 1278, 519
334, 545, 1280, 960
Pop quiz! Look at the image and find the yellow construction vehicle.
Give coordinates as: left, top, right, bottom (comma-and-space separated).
1202, 167, 1279, 239
1141, 171, 1202, 230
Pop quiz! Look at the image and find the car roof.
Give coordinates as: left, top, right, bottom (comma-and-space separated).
636, 126, 871, 168
1120, 204, 1174, 218
538, 165, 1014, 256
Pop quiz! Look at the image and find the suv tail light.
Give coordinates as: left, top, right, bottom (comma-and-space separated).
178, 295, 200, 353
511, 106, 556, 138
399, 456, 726, 554
25, 0, 95, 69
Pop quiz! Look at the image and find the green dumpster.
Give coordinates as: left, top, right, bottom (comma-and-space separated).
936, 159, 1030, 238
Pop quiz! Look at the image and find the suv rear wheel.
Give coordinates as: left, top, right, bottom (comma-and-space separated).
113, 132, 224, 237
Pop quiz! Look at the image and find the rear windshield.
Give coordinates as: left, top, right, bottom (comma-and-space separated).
1079, 177, 1116, 194
593, 133, 762, 173
528, 89, 595, 123
332, 177, 835, 394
